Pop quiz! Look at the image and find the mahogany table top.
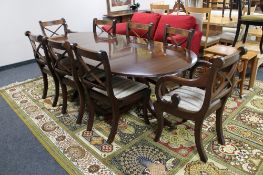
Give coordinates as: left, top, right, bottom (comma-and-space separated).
55, 32, 197, 78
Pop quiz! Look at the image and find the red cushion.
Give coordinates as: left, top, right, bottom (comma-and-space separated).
102, 22, 127, 35
154, 15, 197, 41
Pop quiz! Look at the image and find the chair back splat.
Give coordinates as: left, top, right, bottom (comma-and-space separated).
93, 18, 117, 37
39, 18, 70, 37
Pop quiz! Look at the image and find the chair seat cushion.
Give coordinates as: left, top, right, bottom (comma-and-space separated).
162, 86, 205, 112
201, 35, 220, 45
241, 15, 263, 22
93, 76, 148, 99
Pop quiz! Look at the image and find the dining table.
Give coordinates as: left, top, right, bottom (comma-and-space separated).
60, 32, 198, 78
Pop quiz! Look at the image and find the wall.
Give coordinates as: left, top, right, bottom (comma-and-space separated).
0, 0, 176, 67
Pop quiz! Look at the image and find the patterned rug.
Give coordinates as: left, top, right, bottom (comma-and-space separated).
0, 77, 262, 175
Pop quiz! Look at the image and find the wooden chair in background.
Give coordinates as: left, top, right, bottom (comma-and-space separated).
154, 47, 246, 162
126, 22, 154, 43
73, 44, 151, 144
93, 18, 117, 37
39, 18, 74, 38
25, 31, 59, 107
185, 7, 221, 49
45, 39, 85, 124
233, 0, 263, 53
150, 4, 170, 14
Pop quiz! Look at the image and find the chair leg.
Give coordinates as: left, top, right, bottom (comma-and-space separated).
142, 89, 150, 125
216, 107, 226, 145
107, 105, 121, 144
41, 72, 48, 99
52, 75, 59, 107
232, 22, 242, 47
242, 24, 249, 43
86, 92, 95, 130
194, 121, 207, 162
60, 81, 68, 114
76, 83, 85, 124
154, 103, 164, 142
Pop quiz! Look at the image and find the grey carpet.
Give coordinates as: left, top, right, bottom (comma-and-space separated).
0, 62, 262, 175
0, 62, 67, 175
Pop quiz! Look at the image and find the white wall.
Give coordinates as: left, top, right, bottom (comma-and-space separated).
0, 0, 176, 67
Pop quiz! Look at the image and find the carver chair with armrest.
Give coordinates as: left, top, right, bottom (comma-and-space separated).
154, 47, 246, 162
126, 22, 154, 43
72, 44, 151, 144
93, 18, 117, 37
186, 7, 221, 49
25, 31, 59, 107
45, 39, 85, 124
39, 18, 75, 38
233, 0, 263, 53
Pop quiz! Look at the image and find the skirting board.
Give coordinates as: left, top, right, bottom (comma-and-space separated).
0, 59, 35, 72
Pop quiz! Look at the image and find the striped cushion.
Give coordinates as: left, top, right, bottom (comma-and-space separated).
93, 76, 148, 99
162, 86, 205, 112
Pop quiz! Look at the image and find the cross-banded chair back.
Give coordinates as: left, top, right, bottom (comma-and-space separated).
126, 22, 154, 42
190, 47, 246, 110
73, 45, 115, 99
25, 31, 48, 66
93, 18, 117, 37
150, 4, 170, 14
163, 25, 195, 50
46, 39, 75, 76
39, 18, 69, 37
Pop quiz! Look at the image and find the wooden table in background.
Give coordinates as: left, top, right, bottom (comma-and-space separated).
204, 44, 258, 96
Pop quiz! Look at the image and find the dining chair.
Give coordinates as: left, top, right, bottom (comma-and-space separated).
126, 22, 154, 43
25, 31, 59, 107
39, 18, 74, 38
233, 0, 263, 53
154, 47, 246, 162
185, 7, 221, 49
72, 44, 151, 144
45, 38, 85, 124
163, 25, 195, 50
150, 4, 170, 14
93, 18, 117, 37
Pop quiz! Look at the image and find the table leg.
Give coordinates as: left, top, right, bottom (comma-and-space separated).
248, 56, 258, 89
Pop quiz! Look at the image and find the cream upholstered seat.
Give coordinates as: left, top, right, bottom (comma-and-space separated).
162, 86, 205, 112
92, 76, 148, 99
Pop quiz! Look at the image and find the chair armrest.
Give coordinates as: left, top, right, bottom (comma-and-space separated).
188, 60, 212, 78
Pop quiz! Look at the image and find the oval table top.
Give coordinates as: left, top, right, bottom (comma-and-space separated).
62, 32, 197, 78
